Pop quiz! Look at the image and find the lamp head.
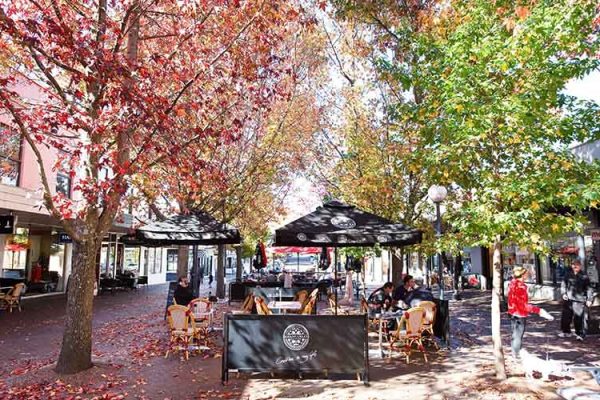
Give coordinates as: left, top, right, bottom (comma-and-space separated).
428, 185, 448, 203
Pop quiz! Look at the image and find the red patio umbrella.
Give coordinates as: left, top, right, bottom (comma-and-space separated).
271, 246, 322, 272
271, 246, 322, 254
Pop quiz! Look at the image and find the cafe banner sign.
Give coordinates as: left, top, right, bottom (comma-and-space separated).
592, 230, 600, 242
222, 314, 369, 384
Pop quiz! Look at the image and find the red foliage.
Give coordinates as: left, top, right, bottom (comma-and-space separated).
0, 0, 307, 241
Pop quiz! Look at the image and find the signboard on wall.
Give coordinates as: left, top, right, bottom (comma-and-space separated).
591, 230, 600, 242
58, 233, 72, 244
0, 215, 15, 234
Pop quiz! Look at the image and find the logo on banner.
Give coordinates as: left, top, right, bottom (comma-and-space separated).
283, 324, 310, 351
330, 216, 356, 229
296, 233, 307, 241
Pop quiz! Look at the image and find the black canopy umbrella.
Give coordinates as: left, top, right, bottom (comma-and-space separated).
126, 211, 241, 298
274, 200, 421, 247
273, 200, 422, 314
132, 211, 241, 246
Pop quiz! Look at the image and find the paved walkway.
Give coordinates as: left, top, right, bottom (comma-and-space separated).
0, 286, 598, 399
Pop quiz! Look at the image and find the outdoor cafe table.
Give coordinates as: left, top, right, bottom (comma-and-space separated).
268, 301, 303, 314
376, 310, 405, 358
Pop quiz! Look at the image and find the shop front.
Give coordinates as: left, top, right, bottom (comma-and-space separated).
0, 213, 72, 296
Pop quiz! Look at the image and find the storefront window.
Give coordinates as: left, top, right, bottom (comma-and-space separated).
166, 249, 178, 272
123, 247, 140, 272
0, 128, 21, 186
502, 245, 536, 283
148, 248, 162, 274
2, 228, 29, 272
550, 236, 579, 284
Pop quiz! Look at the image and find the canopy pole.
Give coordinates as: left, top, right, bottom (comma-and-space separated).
334, 247, 338, 316
297, 252, 300, 272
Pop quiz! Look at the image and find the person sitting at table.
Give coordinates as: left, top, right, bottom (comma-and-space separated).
405, 286, 435, 307
174, 276, 194, 306
367, 282, 395, 315
393, 274, 415, 305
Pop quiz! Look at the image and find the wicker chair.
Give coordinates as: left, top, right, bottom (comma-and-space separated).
300, 296, 317, 315
233, 293, 254, 314
294, 290, 309, 305
0, 283, 25, 312
389, 307, 428, 363
255, 297, 272, 315
188, 298, 213, 342
165, 305, 198, 360
417, 300, 438, 349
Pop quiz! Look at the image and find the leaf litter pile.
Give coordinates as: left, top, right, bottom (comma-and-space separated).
0, 303, 230, 399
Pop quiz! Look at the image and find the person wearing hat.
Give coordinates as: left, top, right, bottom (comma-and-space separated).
507, 266, 554, 358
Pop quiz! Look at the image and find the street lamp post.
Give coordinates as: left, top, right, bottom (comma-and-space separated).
428, 185, 447, 301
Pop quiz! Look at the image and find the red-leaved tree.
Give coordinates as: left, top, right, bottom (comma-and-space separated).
0, 0, 304, 374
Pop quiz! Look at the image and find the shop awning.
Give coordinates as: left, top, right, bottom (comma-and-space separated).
273, 200, 422, 248
127, 211, 241, 246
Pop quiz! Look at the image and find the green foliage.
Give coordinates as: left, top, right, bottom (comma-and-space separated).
330, 0, 600, 255
422, 0, 600, 252
340, 244, 382, 258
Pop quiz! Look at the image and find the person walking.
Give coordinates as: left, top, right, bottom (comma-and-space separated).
508, 266, 554, 358
208, 274, 213, 288
559, 260, 594, 341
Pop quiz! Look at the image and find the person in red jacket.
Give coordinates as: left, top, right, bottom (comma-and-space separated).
507, 266, 554, 358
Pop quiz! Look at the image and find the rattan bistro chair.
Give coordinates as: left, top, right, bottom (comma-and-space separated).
255, 297, 272, 315
0, 283, 25, 313
300, 296, 317, 315
165, 305, 199, 360
417, 300, 438, 349
388, 307, 428, 363
232, 293, 255, 314
188, 298, 213, 341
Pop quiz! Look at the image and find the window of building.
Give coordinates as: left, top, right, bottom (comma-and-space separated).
166, 249, 178, 272
56, 173, 71, 197
2, 228, 29, 271
56, 151, 72, 197
149, 248, 162, 274
0, 129, 22, 186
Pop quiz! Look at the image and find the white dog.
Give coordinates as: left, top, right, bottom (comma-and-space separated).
520, 349, 568, 380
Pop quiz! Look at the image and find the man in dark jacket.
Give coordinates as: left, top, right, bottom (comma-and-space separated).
393, 275, 415, 304
559, 260, 594, 341
174, 276, 194, 306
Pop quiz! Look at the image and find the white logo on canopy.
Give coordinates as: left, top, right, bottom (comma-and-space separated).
283, 324, 310, 351
330, 216, 356, 229
296, 233, 307, 241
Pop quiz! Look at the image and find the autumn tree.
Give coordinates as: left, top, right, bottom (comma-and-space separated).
135, 24, 325, 297
320, 1, 445, 281
420, 0, 600, 379
0, 0, 304, 374
329, 0, 600, 379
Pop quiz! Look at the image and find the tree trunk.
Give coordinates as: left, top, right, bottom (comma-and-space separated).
56, 239, 98, 374
491, 236, 507, 380
216, 244, 225, 298
235, 246, 243, 281
391, 248, 403, 284
176, 245, 189, 278
454, 253, 463, 292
